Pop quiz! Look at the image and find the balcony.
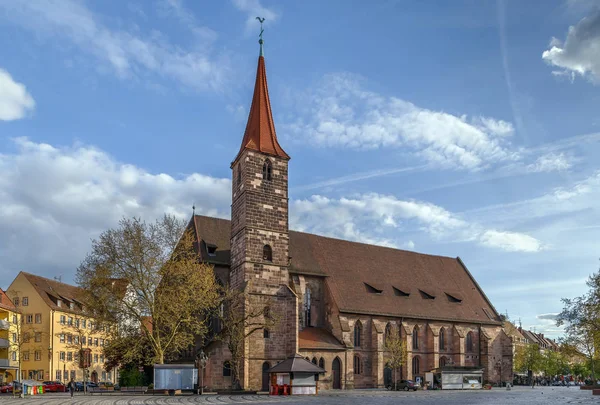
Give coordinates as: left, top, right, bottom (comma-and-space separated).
0, 319, 10, 330
0, 338, 9, 348
0, 359, 9, 367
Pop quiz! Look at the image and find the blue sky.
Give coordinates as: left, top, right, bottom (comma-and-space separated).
1, 0, 600, 337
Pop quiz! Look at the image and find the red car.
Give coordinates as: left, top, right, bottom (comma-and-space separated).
0, 382, 21, 393
42, 381, 66, 392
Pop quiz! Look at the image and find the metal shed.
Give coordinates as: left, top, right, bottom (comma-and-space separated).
267, 354, 325, 395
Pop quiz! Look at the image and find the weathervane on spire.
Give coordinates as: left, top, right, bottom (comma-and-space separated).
256, 16, 265, 56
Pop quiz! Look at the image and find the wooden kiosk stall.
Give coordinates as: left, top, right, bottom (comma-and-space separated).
268, 354, 325, 395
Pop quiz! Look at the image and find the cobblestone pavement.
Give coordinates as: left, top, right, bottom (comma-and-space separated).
0, 386, 596, 405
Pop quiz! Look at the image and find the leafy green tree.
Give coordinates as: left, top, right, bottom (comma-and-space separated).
557, 268, 600, 381
514, 343, 543, 384
384, 332, 408, 391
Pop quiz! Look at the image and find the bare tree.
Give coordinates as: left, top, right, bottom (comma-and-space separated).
76, 215, 220, 365
218, 285, 278, 390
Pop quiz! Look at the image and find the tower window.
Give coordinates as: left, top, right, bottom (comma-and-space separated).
264, 328, 270, 339
263, 245, 272, 261
206, 244, 217, 256
262, 159, 272, 181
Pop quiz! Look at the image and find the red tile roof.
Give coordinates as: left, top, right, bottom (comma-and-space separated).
0, 288, 17, 312
192, 215, 502, 325
234, 55, 289, 163
299, 327, 345, 350
19, 272, 87, 314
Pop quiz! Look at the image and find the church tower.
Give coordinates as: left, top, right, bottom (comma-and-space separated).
229, 36, 297, 389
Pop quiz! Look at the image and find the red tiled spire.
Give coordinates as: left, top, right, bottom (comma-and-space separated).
234, 50, 289, 162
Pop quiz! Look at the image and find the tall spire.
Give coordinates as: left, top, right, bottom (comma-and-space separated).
233, 19, 289, 163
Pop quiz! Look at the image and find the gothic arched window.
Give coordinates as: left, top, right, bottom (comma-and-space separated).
223, 361, 231, 377
439, 327, 445, 351
304, 287, 312, 327
262, 159, 272, 181
237, 164, 241, 185
319, 357, 325, 369
385, 323, 392, 344
466, 331, 474, 352
412, 326, 419, 350
412, 356, 420, 375
311, 357, 317, 365
354, 321, 362, 347
353, 355, 361, 375
263, 245, 272, 261
439, 357, 446, 368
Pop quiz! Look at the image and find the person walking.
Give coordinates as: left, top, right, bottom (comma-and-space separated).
68, 378, 76, 398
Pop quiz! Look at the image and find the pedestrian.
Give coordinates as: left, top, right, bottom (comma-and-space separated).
68, 378, 75, 398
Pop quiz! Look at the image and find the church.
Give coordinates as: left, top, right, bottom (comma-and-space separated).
190, 38, 513, 391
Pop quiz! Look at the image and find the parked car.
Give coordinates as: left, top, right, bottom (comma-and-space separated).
86, 382, 98, 389
42, 381, 66, 392
391, 380, 418, 391
74, 382, 84, 391
0, 382, 22, 393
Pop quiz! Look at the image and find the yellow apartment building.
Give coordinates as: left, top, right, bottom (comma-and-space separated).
7, 272, 116, 383
0, 288, 20, 384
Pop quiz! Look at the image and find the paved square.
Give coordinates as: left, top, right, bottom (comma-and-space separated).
0, 386, 596, 404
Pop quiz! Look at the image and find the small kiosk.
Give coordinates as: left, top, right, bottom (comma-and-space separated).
154, 364, 198, 392
432, 366, 483, 390
267, 354, 325, 395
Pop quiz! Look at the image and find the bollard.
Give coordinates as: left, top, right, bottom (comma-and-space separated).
506, 383, 511, 391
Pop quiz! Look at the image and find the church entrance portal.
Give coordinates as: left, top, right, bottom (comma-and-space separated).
384, 365, 392, 389
261, 362, 270, 392
332, 357, 342, 389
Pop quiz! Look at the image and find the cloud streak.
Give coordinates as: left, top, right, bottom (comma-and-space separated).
0, 0, 230, 92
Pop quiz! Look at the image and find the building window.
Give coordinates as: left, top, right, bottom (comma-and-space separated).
354, 321, 362, 347
60, 352, 65, 361
263, 245, 272, 261
35, 313, 42, 324
353, 355, 361, 375
12, 333, 16, 342
439, 328, 445, 351
26, 314, 33, 324
74, 336, 79, 345
263, 328, 270, 339
100, 338, 104, 346
11, 351, 17, 361
68, 317, 73, 326
412, 356, 420, 375
60, 334, 65, 343
75, 318, 80, 328
67, 334, 73, 344
223, 361, 231, 377
56, 370, 61, 381
22, 297, 28, 306
440, 357, 446, 368
94, 354, 98, 363
60, 315, 66, 324
35, 332, 41, 342
206, 244, 217, 256
67, 352, 73, 361
69, 302, 74, 310
237, 164, 242, 185
23, 332, 30, 343
88, 337, 92, 346
466, 332, 474, 352
412, 326, 419, 350
304, 287, 312, 327
262, 159, 272, 181
385, 323, 392, 343
319, 357, 325, 369
82, 319, 87, 328
70, 370, 75, 380
12, 314, 17, 324
13, 297, 19, 306
57, 299, 62, 308
23, 351, 30, 361
100, 355, 104, 363
94, 338, 98, 347
34, 351, 41, 361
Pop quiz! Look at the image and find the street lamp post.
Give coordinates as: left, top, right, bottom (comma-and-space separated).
196, 350, 208, 395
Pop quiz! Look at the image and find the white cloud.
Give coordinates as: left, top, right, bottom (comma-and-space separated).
0, 138, 231, 283
0, 0, 229, 92
527, 152, 573, 172
542, 10, 600, 83
290, 193, 542, 253
285, 73, 518, 170
479, 230, 544, 253
231, 0, 279, 33
0, 68, 35, 121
